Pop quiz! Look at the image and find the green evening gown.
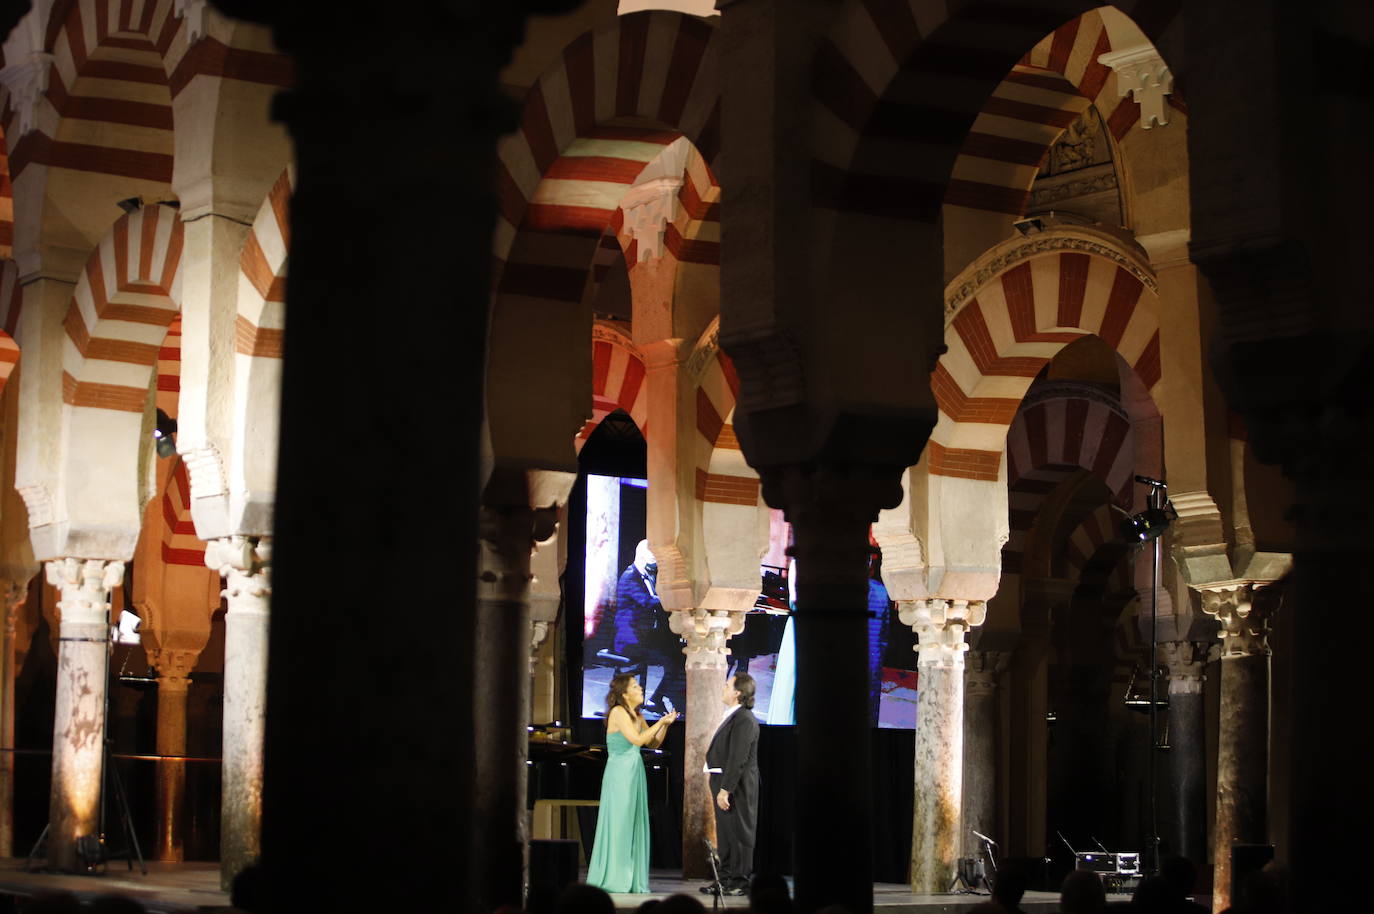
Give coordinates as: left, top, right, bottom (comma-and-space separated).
586, 730, 651, 893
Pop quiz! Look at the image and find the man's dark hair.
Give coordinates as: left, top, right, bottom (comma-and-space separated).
734, 672, 757, 710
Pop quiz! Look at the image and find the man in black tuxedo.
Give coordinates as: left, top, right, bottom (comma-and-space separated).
703, 672, 760, 896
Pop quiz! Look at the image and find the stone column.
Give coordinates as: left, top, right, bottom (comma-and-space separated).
1202, 586, 1270, 913
679, 608, 745, 877
150, 650, 197, 863
766, 465, 899, 914
962, 650, 1007, 860
474, 503, 538, 913
45, 558, 124, 871
205, 536, 270, 889
905, 598, 986, 893
1158, 641, 1210, 865
0, 581, 25, 857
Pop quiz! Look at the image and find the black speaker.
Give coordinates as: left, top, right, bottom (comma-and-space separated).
1231, 843, 1275, 904
530, 839, 580, 891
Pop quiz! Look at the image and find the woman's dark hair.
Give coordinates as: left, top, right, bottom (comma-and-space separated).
606, 672, 640, 715
734, 672, 757, 710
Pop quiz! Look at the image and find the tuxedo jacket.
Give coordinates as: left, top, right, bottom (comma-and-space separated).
706, 706, 760, 803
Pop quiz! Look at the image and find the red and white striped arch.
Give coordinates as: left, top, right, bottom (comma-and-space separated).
493, 11, 721, 280
1001, 390, 1134, 578
155, 313, 179, 416
61, 203, 182, 412
0, 259, 22, 394
159, 456, 205, 567
690, 320, 748, 507
9, 1, 292, 193
1063, 502, 1131, 595
237, 166, 289, 361
931, 234, 1159, 482
577, 322, 649, 451
809, 1, 1182, 283
491, 13, 722, 471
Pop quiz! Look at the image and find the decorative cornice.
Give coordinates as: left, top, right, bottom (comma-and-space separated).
945, 228, 1157, 322
591, 320, 644, 363
684, 316, 721, 384
1018, 381, 1129, 418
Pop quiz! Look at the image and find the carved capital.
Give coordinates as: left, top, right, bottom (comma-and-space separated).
965, 650, 1009, 697
620, 177, 683, 263
1099, 45, 1173, 129
901, 599, 987, 670
207, 536, 271, 618
174, 0, 210, 42
1201, 584, 1271, 658
1157, 641, 1212, 694
0, 52, 54, 137
148, 647, 200, 682
676, 608, 746, 670
45, 558, 124, 627
478, 505, 536, 603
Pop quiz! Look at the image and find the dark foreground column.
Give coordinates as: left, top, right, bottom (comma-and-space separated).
207, 1, 583, 908
961, 650, 1006, 862
1202, 588, 1270, 913
1159, 641, 1209, 865
765, 465, 901, 914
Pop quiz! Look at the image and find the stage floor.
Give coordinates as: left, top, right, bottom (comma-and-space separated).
0, 859, 1138, 912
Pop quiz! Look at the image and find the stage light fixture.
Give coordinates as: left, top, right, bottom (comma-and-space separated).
1119, 505, 1176, 543
1013, 216, 1045, 236
153, 408, 177, 458
114, 610, 141, 646
115, 196, 142, 214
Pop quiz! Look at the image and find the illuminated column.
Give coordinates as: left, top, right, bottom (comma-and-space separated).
678, 608, 746, 878
0, 581, 26, 856
45, 558, 124, 871
906, 598, 986, 893
962, 649, 1007, 859
1202, 585, 1270, 913
150, 650, 197, 862
1158, 641, 1210, 865
206, 536, 271, 889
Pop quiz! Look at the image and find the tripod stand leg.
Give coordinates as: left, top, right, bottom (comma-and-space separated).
107, 754, 147, 874
26, 823, 49, 872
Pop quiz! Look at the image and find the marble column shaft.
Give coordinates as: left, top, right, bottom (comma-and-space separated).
962, 651, 1006, 860
46, 558, 123, 871
474, 504, 538, 913
1159, 641, 1209, 865
681, 609, 744, 878
1204, 589, 1270, 913
208, 537, 270, 890
155, 675, 191, 862
908, 599, 985, 893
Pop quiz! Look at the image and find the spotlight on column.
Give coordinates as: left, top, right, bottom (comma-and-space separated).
114, 609, 141, 645
153, 408, 177, 458
1118, 505, 1176, 543
1013, 216, 1045, 236
115, 196, 143, 214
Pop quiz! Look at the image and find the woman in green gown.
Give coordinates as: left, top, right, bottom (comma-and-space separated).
586, 673, 678, 892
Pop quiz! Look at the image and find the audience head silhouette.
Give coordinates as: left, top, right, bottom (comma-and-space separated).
1060, 870, 1107, 914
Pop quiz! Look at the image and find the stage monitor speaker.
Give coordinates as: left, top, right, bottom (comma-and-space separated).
1231, 843, 1275, 904
530, 839, 580, 891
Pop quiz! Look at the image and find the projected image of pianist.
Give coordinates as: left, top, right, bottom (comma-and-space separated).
603, 540, 685, 716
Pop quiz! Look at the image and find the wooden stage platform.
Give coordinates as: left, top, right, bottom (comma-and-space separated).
0, 859, 1140, 912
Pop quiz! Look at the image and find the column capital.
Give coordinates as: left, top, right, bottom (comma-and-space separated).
1157, 640, 1213, 694
621, 176, 685, 264
965, 649, 1009, 696
148, 647, 200, 684
207, 537, 272, 618
763, 464, 904, 554
1201, 584, 1272, 658
675, 608, 746, 670
901, 599, 987, 670
45, 559, 124, 626
478, 504, 537, 604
